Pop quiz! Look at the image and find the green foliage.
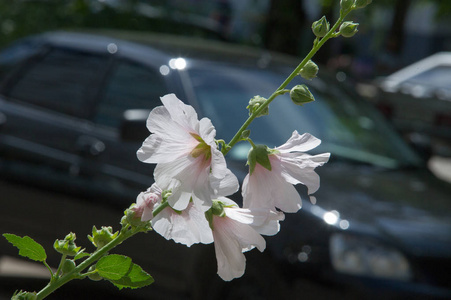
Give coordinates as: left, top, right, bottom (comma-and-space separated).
96, 254, 132, 280
108, 262, 154, 290
96, 254, 154, 289
3, 234, 47, 262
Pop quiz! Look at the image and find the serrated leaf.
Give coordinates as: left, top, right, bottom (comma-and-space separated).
3, 234, 47, 262
96, 254, 132, 280
109, 263, 154, 290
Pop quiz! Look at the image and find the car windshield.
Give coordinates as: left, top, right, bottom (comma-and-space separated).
188, 63, 422, 168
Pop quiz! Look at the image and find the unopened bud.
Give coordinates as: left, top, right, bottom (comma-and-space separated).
54, 233, 81, 256
88, 226, 118, 249
247, 96, 268, 117
339, 21, 359, 38
341, 0, 355, 12
290, 85, 315, 106
312, 16, 329, 38
299, 60, 319, 80
355, 0, 372, 8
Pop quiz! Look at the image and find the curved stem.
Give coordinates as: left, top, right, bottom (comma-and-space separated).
223, 12, 349, 156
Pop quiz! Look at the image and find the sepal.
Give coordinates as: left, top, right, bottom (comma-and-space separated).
88, 226, 118, 249
247, 144, 273, 175
53, 233, 81, 257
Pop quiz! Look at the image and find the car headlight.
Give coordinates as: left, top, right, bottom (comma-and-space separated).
330, 233, 412, 281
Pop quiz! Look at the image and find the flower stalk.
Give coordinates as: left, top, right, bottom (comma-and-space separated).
223, 10, 351, 156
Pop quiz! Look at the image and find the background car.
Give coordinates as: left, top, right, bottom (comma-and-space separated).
368, 52, 451, 157
1, 31, 451, 299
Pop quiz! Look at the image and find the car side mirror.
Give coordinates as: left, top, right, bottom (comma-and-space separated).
120, 109, 150, 142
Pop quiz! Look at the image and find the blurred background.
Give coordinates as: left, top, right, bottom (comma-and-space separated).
1, 0, 451, 77
1, 1, 451, 299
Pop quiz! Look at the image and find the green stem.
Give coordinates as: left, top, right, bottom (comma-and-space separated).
223, 12, 349, 156
36, 228, 136, 300
54, 254, 67, 279
152, 200, 170, 217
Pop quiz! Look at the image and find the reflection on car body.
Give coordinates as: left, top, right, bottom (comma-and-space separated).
1, 31, 451, 299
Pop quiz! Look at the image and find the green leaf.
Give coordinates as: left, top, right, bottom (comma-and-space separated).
109, 262, 154, 290
3, 234, 47, 262
96, 254, 132, 280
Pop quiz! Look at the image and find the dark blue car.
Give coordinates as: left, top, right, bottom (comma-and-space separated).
0, 31, 450, 299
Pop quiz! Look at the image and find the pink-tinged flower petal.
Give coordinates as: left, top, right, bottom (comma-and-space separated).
212, 215, 266, 281
134, 184, 163, 221
250, 210, 285, 236
242, 161, 303, 213
152, 202, 213, 247
276, 131, 321, 153
160, 94, 199, 132
242, 131, 329, 213
210, 169, 239, 198
278, 152, 330, 194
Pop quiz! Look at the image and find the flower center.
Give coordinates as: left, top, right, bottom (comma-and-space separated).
189, 133, 211, 161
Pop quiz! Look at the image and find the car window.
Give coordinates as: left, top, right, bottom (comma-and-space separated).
0, 39, 41, 84
189, 64, 421, 168
94, 59, 167, 128
6, 47, 108, 118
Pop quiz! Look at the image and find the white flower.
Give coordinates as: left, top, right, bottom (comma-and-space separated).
210, 197, 283, 281
242, 131, 330, 213
137, 94, 239, 212
152, 201, 214, 247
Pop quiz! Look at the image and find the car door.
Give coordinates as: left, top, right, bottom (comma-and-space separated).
0, 45, 111, 192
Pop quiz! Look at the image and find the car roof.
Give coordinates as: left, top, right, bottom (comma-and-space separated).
381, 52, 451, 91
27, 30, 299, 70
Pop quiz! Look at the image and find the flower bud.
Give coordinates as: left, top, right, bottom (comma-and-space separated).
355, 0, 372, 8
340, 0, 355, 12
54, 233, 81, 256
299, 60, 319, 80
61, 259, 76, 274
12, 290, 37, 300
247, 96, 268, 117
290, 85, 315, 106
87, 226, 118, 249
87, 265, 103, 281
339, 21, 359, 38
312, 16, 329, 38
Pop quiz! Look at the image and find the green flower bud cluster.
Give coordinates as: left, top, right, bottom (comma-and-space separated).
339, 21, 359, 38
311, 16, 329, 38
11, 290, 37, 300
299, 60, 319, 80
247, 96, 269, 117
290, 85, 315, 106
54, 233, 81, 256
88, 226, 118, 249
122, 205, 151, 229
